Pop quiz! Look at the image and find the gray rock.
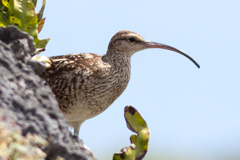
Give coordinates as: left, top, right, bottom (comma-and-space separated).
0, 26, 94, 160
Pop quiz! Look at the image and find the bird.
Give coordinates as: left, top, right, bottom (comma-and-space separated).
42, 30, 200, 135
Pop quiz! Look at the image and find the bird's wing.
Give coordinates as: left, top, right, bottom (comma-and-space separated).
41, 53, 101, 98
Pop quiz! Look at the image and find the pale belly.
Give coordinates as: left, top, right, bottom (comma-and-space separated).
64, 81, 128, 123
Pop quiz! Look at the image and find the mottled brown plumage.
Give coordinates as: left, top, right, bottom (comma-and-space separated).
42, 30, 200, 135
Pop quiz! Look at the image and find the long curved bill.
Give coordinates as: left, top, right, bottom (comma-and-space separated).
144, 42, 200, 68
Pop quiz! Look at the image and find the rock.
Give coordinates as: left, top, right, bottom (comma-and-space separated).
0, 26, 94, 160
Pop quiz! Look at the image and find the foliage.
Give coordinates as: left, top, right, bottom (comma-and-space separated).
113, 106, 150, 160
0, 0, 49, 54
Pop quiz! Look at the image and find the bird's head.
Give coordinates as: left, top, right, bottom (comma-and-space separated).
107, 30, 200, 68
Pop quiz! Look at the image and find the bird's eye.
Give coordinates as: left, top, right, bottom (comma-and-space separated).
129, 37, 135, 42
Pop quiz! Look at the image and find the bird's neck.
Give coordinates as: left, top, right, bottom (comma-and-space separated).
102, 51, 131, 87
102, 51, 131, 97
103, 51, 131, 70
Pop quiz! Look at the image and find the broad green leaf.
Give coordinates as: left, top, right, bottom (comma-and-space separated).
125, 106, 147, 133
113, 106, 150, 160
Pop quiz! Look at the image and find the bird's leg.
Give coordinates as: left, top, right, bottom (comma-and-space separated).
32, 55, 51, 68
70, 121, 92, 151
70, 121, 83, 135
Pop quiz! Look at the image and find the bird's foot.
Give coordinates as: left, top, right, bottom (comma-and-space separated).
32, 55, 51, 68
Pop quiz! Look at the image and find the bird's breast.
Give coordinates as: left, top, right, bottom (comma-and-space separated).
80, 64, 131, 111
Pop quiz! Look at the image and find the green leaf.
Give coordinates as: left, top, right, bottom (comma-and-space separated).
125, 106, 147, 133
37, 17, 45, 33
0, 0, 10, 27
0, 0, 50, 54
2, 0, 10, 8
9, 15, 21, 26
37, 0, 45, 23
32, 0, 37, 6
0, 13, 7, 27
35, 38, 50, 49
11, 0, 37, 30
113, 106, 150, 160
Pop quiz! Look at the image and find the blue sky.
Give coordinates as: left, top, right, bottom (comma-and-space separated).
39, 1, 240, 159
